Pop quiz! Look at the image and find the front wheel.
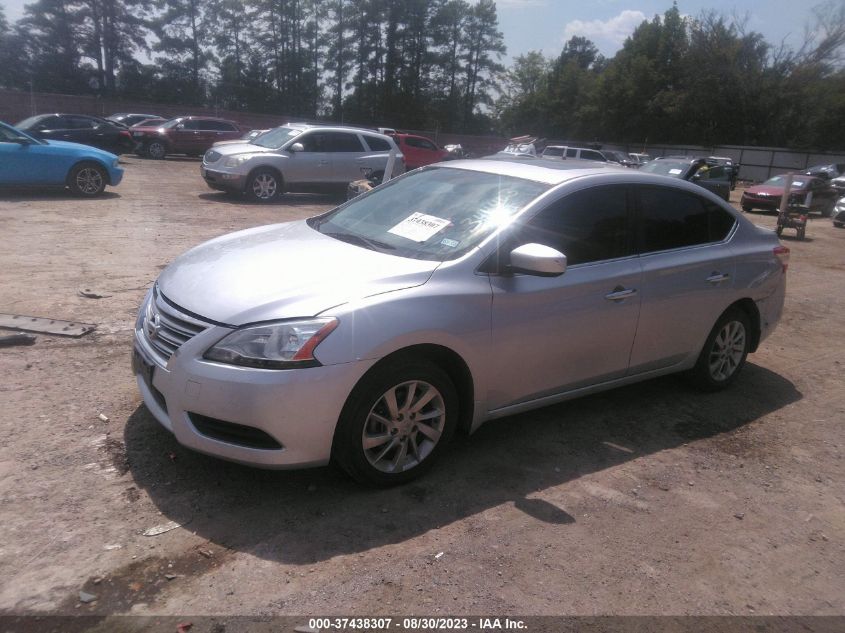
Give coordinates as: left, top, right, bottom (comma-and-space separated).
688, 308, 751, 391
333, 360, 458, 486
741, 205, 752, 212
146, 140, 167, 159
67, 163, 107, 197
245, 169, 281, 202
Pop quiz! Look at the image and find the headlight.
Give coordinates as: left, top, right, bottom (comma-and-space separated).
204, 318, 338, 369
224, 155, 250, 168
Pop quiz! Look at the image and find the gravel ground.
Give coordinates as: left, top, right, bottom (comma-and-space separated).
0, 157, 843, 622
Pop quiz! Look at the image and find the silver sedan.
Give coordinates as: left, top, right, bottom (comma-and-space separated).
133, 158, 788, 485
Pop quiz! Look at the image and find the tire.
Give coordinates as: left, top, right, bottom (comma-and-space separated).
741, 205, 752, 212
834, 221, 844, 228
688, 307, 751, 392
67, 162, 107, 197
797, 226, 806, 240
145, 140, 167, 159
370, 170, 385, 185
332, 359, 458, 486
775, 224, 783, 236
245, 169, 282, 202
821, 200, 835, 217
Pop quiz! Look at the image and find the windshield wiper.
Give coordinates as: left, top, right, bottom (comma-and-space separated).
323, 231, 396, 252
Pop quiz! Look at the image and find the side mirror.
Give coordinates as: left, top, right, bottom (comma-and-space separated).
509, 243, 567, 277
289, 142, 304, 153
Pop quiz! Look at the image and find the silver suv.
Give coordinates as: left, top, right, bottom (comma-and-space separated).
201, 124, 405, 202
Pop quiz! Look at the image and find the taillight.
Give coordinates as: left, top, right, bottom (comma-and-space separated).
773, 245, 790, 272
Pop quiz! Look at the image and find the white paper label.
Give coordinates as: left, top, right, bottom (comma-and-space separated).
388, 212, 451, 242
668, 168, 683, 175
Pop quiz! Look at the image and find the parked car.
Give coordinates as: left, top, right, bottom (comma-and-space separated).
833, 197, 845, 228
201, 124, 405, 202
541, 145, 610, 163
639, 156, 731, 201
741, 174, 837, 216
829, 174, 845, 196
443, 143, 470, 159
707, 156, 739, 189
107, 113, 164, 128
134, 157, 787, 485
629, 152, 651, 166
131, 117, 168, 128
212, 128, 269, 147
804, 163, 845, 180
15, 113, 134, 154
387, 133, 449, 169
131, 116, 243, 159
0, 120, 123, 196
602, 150, 637, 167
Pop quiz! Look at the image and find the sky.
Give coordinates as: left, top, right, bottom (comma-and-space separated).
1, 0, 821, 64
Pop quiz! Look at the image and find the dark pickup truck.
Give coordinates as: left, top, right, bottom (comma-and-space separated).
639, 156, 732, 201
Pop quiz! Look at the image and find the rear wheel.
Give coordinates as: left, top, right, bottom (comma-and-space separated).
67, 162, 107, 197
797, 226, 806, 240
688, 308, 751, 391
333, 360, 457, 486
245, 169, 282, 202
741, 204, 752, 212
821, 200, 835, 217
146, 140, 167, 159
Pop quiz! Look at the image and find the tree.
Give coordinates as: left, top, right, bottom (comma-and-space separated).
152, 0, 211, 103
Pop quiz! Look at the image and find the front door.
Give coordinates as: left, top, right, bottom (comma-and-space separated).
487, 185, 642, 410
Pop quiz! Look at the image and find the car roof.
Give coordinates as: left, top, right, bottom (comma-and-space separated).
283, 122, 395, 137
440, 157, 634, 185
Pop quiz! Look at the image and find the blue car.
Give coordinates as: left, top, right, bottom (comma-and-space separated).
0, 121, 123, 196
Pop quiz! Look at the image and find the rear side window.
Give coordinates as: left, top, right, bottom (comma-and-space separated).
637, 187, 735, 253
515, 185, 632, 265
203, 120, 237, 131
543, 147, 563, 157
324, 132, 364, 152
363, 136, 391, 151
565, 148, 577, 158
182, 120, 201, 130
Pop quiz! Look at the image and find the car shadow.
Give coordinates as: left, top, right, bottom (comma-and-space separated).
0, 189, 121, 201
124, 363, 800, 565
197, 192, 344, 206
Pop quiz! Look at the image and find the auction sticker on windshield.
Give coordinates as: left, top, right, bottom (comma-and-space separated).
388, 212, 451, 242
669, 168, 683, 175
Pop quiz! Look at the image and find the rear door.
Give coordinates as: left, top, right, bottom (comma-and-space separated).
325, 132, 367, 183
488, 184, 642, 410
627, 185, 738, 374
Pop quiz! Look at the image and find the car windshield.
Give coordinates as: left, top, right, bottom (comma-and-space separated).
308, 167, 549, 262
0, 123, 41, 144
764, 175, 808, 189
640, 160, 690, 177
253, 126, 303, 148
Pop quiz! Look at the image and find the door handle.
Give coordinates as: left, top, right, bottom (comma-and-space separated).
605, 286, 637, 302
706, 272, 730, 284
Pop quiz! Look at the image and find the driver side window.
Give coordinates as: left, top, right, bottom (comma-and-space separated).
513, 185, 632, 266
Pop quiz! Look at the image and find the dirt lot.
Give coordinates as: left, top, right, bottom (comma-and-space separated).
0, 157, 843, 622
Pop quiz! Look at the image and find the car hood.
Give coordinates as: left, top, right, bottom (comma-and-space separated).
210, 142, 280, 156
157, 220, 440, 325
44, 140, 117, 159
745, 185, 789, 196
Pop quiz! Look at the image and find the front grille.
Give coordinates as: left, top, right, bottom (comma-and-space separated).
142, 287, 208, 362
188, 413, 284, 450
204, 150, 221, 164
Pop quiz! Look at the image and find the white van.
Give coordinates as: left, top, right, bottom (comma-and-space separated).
541, 145, 609, 163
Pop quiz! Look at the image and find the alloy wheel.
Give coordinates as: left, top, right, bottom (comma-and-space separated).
75, 167, 104, 195
252, 174, 278, 199
148, 142, 166, 159
362, 380, 445, 474
708, 320, 746, 382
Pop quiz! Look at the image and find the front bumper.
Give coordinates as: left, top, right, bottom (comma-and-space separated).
741, 194, 780, 211
132, 293, 376, 468
201, 165, 246, 192
108, 166, 124, 186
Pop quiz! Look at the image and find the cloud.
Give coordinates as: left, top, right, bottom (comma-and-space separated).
561, 10, 647, 54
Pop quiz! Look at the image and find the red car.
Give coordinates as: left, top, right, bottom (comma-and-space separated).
389, 133, 449, 169
741, 174, 837, 216
131, 116, 243, 159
